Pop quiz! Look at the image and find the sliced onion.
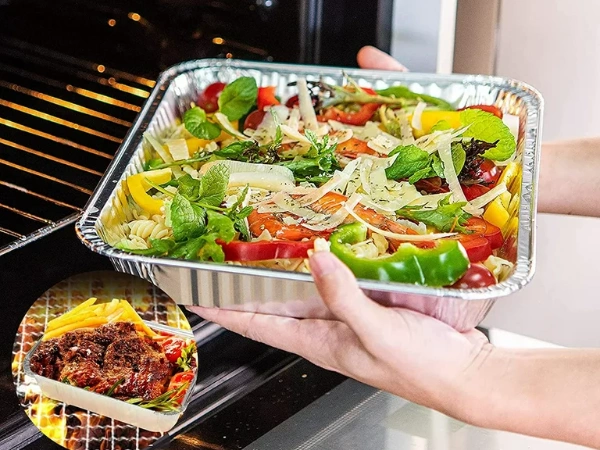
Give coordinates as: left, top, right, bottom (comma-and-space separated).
201, 160, 294, 180
344, 205, 456, 242
411, 101, 427, 132
297, 78, 318, 132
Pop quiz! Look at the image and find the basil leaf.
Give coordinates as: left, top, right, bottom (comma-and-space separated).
460, 109, 516, 161
199, 163, 229, 207
183, 107, 221, 140
170, 194, 207, 241
385, 145, 431, 180
218, 77, 258, 121
376, 86, 454, 110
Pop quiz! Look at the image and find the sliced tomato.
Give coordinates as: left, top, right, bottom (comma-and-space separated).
456, 235, 492, 263
161, 337, 187, 364
243, 109, 266, 130
257, 86, 280, 110
462, 184, 490, 201
220, 240, 316, 261
321, 103, 380, 126
198, 82, 226, 113
459, 104, 503, 119
336, 137, 377, 158
168, 371, 195, 404
464, 217, 503, 249
452, 264, 496, 289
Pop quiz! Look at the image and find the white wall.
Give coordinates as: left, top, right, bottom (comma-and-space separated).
495, 0, 600, 141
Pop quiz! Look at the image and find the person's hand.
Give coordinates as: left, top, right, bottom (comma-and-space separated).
357, 45, 408, 71
189, 251, 490, 415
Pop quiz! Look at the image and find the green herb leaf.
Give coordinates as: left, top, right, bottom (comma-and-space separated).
199, 163, 229, 207
376, 86, 454, 110
177, 174, 201, 201
408, 167, 435, 184
214, 141, 256, 161
396, 195, 472, 233
218, 77, 258, 121
175, 343, 196, 371
460, 109, 516, 161
385, 145, 431, 180
430, 120, 452, 132
170, 194, 207, 241
116, 238, 176, 256
106, 378, 125, 397
144, 158, 164, 171
183, 107, 221, 140
431, 154, 444, 178
206, 209, 236, 243
451, 142, 467, 175
197, 235, 225, 262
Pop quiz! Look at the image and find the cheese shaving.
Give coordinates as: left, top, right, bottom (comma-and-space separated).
297, 78, 318, 131
468, 183, 507, 210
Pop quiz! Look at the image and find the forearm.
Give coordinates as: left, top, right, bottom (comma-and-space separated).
456, 346, 600, 448
539, 137, 600, 217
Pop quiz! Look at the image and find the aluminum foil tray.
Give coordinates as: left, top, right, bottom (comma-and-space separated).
23, 321, 197, 433
76, 59, 543, 331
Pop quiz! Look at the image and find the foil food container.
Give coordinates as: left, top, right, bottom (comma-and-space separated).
76, 59, 543, 331
23, 321, 197, 433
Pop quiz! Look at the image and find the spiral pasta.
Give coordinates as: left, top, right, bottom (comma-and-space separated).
127, 215, 171, 243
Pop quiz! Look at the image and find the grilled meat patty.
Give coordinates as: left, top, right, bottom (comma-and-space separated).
30, 322, 174, 401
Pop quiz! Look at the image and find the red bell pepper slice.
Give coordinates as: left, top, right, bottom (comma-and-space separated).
257, 86, 280, 110
220, 240, 315, 262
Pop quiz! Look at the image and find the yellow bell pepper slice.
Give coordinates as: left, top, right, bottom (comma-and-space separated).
497, 162, 521, 193
483, 197, 510, 229
499, 191, 511, 210
407, 111, 461, 137
126, 168, 172, 216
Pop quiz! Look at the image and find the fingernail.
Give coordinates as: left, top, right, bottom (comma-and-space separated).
309, 252, 339, 277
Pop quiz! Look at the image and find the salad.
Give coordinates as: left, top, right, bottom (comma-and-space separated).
115, 74, 522, 289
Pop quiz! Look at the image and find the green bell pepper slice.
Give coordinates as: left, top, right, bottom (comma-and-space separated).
329, 222, 469, 286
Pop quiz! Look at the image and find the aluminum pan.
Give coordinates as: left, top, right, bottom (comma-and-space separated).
76, 59, 543, 328
23, 321, 197, 433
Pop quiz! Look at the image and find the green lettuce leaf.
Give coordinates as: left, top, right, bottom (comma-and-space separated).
218, 77, 258, 121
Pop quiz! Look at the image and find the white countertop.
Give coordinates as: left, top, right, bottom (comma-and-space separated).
482, 213, 600, 348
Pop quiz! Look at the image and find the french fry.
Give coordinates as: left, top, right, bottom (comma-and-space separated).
104, 299, 120, 316
46, 298, 97, 329
119, 300, 156, 337
43, 317, 108, 341
106, 308, 125, 322
46, 311, 98, 332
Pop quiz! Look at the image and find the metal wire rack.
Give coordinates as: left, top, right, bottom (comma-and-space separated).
0, 37, 154, 255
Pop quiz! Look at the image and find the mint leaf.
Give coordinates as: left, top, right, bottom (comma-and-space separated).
460, 109, 516, 161
408, 167, 435, 184
385, 145, 431, 180
396, 195, 472, 233
214, 141, 256, 160
117, 238, 176, 256
184, 107, 221, 140
199, 163, 229, 207
177, 174, 201, 201
197, 234, 226, 262
218, 77, 258, 121
376, 86, 454, 110
170, 236, 207, 260
431, 154, 444, 178
206, 209, 236, 243
170, 194, 207, 241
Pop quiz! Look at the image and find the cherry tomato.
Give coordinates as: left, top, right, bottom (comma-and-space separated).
161, 337, 187, 364
285, 94, 299, 108
464, 217, 503, 250
257, 86, 280, 110
479, 160, 500, 185
168, 371, 195, 404
414, 177, 450, 194
462, 184, 490, 201
197, 82, 226, 113
336, 137, 377, 158
456, 235, 492, 263
243, 109, 266, 130
220, 240, 316, 261
459, 104, 503, 119
452, 264, 496, 289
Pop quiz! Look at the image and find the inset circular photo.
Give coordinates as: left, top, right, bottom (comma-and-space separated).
11, 271, 197, 450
